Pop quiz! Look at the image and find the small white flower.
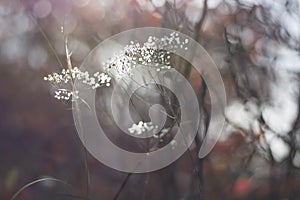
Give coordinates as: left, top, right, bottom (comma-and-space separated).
170, 140, 177, 149
128, 121, 157, 135
45, 33, 188, 102
102, 32, 188, 79
44, 66, 112, 101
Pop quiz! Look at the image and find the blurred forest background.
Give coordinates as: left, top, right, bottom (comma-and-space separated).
1, 0, 300, 199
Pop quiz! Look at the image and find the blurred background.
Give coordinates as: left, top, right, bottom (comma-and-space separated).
1, 0, 300, 199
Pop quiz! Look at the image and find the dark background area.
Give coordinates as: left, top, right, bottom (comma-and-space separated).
1, 0, 300, 199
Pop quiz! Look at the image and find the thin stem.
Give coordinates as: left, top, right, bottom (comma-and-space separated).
63, 34, 91, 199
25, 10, 64, 69
113, 173, 133, 200
11, 178, 71, 200
184, 0, 208, 78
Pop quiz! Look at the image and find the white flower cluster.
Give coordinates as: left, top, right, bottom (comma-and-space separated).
54, 89, 79, 101
44, 33, 188, 101
91, 72, 111, 89
128, 121, 173, 143
44, 67, 111, 101
103, 32, 189, 78
44, 67, 111, 88
127, 120, 177, 149
170, 139, 177, 150
153, 127, 170, 139
128, 121, 158, 135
